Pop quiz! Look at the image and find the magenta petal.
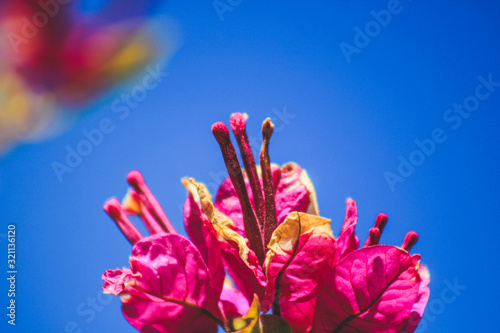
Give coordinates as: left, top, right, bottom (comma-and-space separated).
218, 280, 251, 321
183, 189, 208, 260
122, 234, 219, 333
183, 179, 225, 298
214, 172, 250, 238
102, 268, 139, 295
264, 212, 336, 333
274, 163, 318, 225
334, 198, 360, 261
313, 245, 423, 333
402, 264, 431, 333
219, 240, 267, 306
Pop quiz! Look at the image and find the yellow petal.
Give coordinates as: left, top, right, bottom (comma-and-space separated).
233, 294, 261, 333
264, 211, 333, 277
121, 189, 142, 215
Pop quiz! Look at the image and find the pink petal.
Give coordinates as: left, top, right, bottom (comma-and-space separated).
122, 234, 220, 333
264, 212, 335, 332
334, 198, 360, 261
102, 268, 139, 295
274, 163, 318, 225
402, 264, 431, 333
219, 240, 267, 306
214, 170, 252, 238
313, 245, 423, 333
183, 179, 225, 298
218, 280, 250, 321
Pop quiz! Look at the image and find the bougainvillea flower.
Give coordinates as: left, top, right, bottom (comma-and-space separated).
102, 113, 429, 332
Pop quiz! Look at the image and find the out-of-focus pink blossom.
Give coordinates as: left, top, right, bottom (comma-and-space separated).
0, 0, 177, 153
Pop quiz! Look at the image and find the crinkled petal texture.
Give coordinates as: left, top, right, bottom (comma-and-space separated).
102, 268, 140, 296
313, 245, 423, 333
191, 179, 266, 306
264, 212, 336, 333
122, 234, 219, 333
214, 163, 318, 237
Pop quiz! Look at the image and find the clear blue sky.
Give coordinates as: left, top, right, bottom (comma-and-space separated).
1, 1, 499, 332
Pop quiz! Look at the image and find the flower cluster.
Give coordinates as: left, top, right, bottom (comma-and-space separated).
102, 113, 430, 332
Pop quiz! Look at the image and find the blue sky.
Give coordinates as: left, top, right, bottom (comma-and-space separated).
1, 1, 499, 332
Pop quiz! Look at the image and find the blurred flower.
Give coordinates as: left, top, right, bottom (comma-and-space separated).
0, 0, 178, 153
101, 114, 429, 332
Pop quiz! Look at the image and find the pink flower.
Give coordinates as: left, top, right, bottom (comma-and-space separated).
311, 199, 430, 333
102, 113, 430, 333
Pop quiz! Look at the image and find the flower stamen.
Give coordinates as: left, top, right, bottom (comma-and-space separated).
374, 213, 388, 234
104, 198, 144, 244
365, 227, 381, 246
402, 231, 419, 252
363, 213, 388, 247
127, 170, 177, 234
260, 118, 278, 246
125, 189, 165, 235
230, 113, 266, 226
212, 122, 265, 264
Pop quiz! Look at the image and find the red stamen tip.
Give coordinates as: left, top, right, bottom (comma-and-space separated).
126, 170, 177, 234
212, 122, 231, 143
402, 231, 419, 252
262, 118, 274, 139
127, 170, 145, 189
368, 227, 381, 246
231, 112, 266, 229
103, 198, 143, 245
104, 198, 123, 220
230, 112, 249, 134
375, 213, 388, 233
